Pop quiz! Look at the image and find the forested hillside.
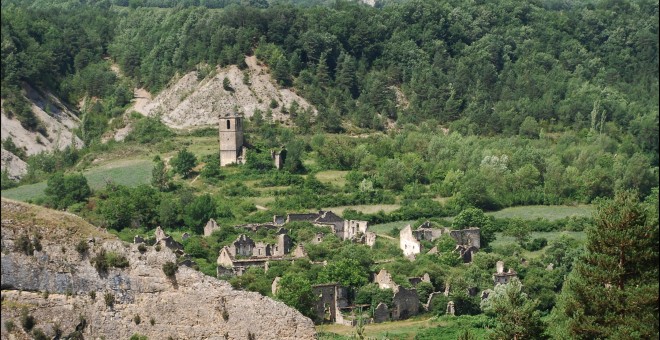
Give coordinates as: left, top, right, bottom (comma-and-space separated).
1, 1, 658, 338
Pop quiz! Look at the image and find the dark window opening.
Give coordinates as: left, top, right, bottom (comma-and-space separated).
226, 120, 231, 129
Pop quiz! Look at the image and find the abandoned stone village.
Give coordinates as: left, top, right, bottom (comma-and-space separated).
128, 112, 514, 326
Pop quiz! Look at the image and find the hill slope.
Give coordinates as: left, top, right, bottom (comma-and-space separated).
1, 85, 84, 179
0, 198, 316, 339
137, 56, 316, 129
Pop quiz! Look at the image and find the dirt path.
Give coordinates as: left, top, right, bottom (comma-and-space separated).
255, 205, 268, 211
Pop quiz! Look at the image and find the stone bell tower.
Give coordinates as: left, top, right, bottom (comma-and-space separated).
219, 112, 245, 166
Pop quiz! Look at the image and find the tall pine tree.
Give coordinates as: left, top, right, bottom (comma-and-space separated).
550, 190, 659, 339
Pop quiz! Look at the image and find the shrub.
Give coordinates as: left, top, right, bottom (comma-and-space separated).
4, 320, 15, 332
42, 290, 49, 299
138, 243, 147, 252
20, 307, 36, 331
155, 244, 161, 252
104, 293, 115, 307
162, 261, 178, 277
14, 234, 34, 255
53, 323, 63, 338
89, 291, 96, 300
150, 317, 155, 326
133, 314, 141, 325
129, 334, 148, 340
92, 249, 129, 273
32, 328, 48, 340
76, 240, 89, 254
523, 238, 548, 251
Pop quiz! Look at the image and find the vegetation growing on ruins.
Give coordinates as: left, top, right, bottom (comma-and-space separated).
1, 0, 658, 338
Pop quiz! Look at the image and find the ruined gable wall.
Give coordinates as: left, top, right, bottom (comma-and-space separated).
400, 225, 421, 256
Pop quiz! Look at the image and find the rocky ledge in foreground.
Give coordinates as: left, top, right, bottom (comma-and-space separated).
0, 198, 316, 339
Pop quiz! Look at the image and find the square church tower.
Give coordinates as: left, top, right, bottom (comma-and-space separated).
219, 112, 245, 166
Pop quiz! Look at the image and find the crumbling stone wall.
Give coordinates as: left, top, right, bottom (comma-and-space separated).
312, 283, 348, 324
399, 225, 421, 256
373, 303, 389, 323
391, 286, 419, 320
204, 219, 219, 237
374, 269, 396, 290
449, 228, 481, 249
231, 234, 256, 257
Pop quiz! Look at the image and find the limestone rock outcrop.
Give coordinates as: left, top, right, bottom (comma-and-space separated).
1, 198, 316, 339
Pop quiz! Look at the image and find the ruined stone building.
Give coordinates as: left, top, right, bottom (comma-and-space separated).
273, 210, 375, 246
271, 147, 286, 169
374, 269, 396, 290
153, 226, 183, 253
399, 225, 422, 257
312, 283, 349, 324
217, 234, 298, 276
219, 112, 245, 166
370, 269, 421, 322
399, 221, 481, 260
203, 219, 219, 237
493, 261, 518, 285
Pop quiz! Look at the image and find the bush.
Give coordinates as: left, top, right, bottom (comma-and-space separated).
523, 238, 548, 251
150, 317, 155, 326
76, 240, 90, 254
137, 243, 147, 252
89, 291, 96, 300
162, 261, 178, 277
104, 293, 115, 307
32, 328, 48, 340
20, 307, 36, 331
43, 172, 91, 209
133, 314, 141, 325
4, 320, 15, 332
14, 234, 34, 255
125, 116, 173, 144
92, 249, 129, 273
129, 334, 148, 340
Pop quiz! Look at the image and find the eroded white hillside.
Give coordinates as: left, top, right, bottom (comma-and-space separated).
136, 56, 316, 129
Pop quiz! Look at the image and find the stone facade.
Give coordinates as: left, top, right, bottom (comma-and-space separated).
400, 221, 482, 258
312, 283, 349, 324
219, 112, 245, 166
455, 245, 479, 263
203, 219, 219, 237
373, 303, 389, 323
374, 269, 396, 290
230, 234, 256, 257
449, 228, 481, 249
390, 286, 420, 320
271, 148, 286, 170
275, 210, 373, 245
399, 225, 421, 257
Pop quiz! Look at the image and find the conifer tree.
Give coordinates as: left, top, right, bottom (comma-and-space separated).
550, 190, 659, 339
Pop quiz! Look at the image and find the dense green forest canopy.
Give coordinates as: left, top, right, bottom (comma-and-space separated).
2, 0, 658, 151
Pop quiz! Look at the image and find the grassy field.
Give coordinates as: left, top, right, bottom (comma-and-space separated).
485, 205, 594, 220
1, 158, 153, 202
315, 170, 349, 188
368, 220, 417, 235
317, 315, 489, 340
320, 204, 401, 216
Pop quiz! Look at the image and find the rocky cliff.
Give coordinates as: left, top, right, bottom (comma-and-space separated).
0, 198, 316, 339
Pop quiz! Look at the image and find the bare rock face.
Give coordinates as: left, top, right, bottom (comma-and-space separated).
1, 84, 83, 179
136, 56, 315, 129
0, 199, 316, 339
